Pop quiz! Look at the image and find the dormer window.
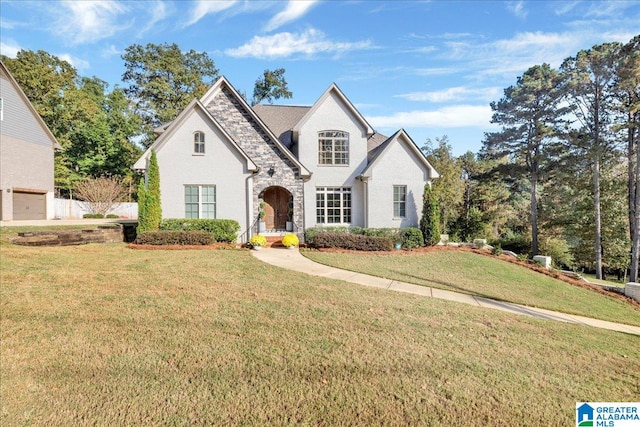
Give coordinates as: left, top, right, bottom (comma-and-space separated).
194, 131, 205, 154
318, 130, 348, 165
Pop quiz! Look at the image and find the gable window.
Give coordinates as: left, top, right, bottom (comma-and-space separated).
185, 185, 216, 218
318, 131, 349, 165
194, 131, 205, 154
316, 187, 351, 224
393, 185, 407, 218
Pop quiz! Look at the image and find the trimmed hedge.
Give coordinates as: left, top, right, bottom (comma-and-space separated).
400, 227, 424, 249
83, 213, 105, 219
135, 230, 213, 246
311, 232, 393, 251
160, 219, 240, 243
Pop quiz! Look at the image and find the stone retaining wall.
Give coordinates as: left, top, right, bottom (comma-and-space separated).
11, 226, 124, 246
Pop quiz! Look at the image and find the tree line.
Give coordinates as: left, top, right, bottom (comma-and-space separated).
424, 35, 639, 281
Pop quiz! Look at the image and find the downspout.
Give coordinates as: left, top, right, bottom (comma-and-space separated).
357, 175, 369, 228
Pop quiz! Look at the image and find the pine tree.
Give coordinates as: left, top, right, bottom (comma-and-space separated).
420, 184, 441, 246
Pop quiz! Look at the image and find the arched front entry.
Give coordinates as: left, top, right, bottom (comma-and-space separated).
262, 186, 292, 231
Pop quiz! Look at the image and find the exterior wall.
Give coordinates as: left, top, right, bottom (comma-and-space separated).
297, 93, 369, 228
0, 73, 56, 221
205, 87, 304, 232
153, 107, 251, 231
364, 141, 430, 229
0, 134, 55, 220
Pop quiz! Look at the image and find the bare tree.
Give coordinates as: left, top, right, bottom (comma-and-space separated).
75, 176, 128, 216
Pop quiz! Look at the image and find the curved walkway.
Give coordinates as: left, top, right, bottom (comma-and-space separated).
252, 247, 640, 336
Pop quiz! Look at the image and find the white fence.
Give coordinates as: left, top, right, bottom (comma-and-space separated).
54, 198, 138, 219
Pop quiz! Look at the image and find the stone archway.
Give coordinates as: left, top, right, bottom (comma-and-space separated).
262, 186, 292, 231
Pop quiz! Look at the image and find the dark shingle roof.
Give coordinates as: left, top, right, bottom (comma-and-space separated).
252, 104, 310, 148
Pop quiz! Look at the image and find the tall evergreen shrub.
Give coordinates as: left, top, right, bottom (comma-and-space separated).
136, 149, 162, 233
420, 184, 441, 246
136, 179, 149, 233
146, 150, 162, 230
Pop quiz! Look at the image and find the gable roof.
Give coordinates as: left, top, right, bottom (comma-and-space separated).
200, 76, 311, 177
252, 104, 310, 148
361, 129, 439, 179
292, 83, 374, 137
133, 98, 257, 171
0, 61, 62, 150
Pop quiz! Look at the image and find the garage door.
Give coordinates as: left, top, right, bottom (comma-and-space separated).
13, 191, 46, 220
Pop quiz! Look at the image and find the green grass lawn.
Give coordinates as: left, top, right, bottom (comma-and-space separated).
1, 229, 639, 426
302, 249, 640, 328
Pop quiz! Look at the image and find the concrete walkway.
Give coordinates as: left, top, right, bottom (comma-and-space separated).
252, 247, 640, 336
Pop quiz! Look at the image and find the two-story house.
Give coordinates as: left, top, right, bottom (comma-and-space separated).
133, 76, 438, 240
0, 61, 60, 221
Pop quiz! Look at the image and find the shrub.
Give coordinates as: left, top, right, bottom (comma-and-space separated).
250, 235, 267, 247
400, 227, 424, 249
361, 228, 400, 238
539, 237, 575, 270
304, 226, 351, 245
492, 245, 503, 256
490, 234, 530, 255
160, 219, 240, 243
134, 230, 213, 245
311, 232, 393, 251
83, 213, 105, 219
282, 233, 299, 247
420, 184, 441, 246
106, 214, 119, 219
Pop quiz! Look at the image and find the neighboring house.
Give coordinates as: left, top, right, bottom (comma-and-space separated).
0, 61, 60, 221
134, 76, 438, 240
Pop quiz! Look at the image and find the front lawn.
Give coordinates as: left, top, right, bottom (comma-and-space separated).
302, 248, 640, 327
1, 230, 639, 426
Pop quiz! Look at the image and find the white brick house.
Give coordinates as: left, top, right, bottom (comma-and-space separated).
134, 77, 438, 240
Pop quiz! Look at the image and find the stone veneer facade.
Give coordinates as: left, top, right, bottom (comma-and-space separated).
205, 87, 305, 231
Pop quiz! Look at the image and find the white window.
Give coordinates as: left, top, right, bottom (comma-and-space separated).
393, 185, 407, 218
185, 185, 216, 218
316, 187, 351, 224
318, 131, 349, 165
194, 131, 205, 154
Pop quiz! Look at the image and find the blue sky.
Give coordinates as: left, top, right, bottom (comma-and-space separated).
1, 0, 639, 155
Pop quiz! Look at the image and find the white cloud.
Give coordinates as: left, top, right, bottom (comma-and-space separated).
368, 105, 494, 129
225, 28, 373, 59
57, 53, 90, 71
102, 44, 121, 58
0, 17, 18, 29
506, 1, 528, 19
397, 87, 502, 103
0, 41, 21, 57
137, 1, 171, 36
184, 0, 237, 27
264, 0, 319, 32
55, 1, 130, 45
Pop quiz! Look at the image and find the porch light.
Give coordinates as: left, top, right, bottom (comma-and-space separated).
267, 166, 275, 177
